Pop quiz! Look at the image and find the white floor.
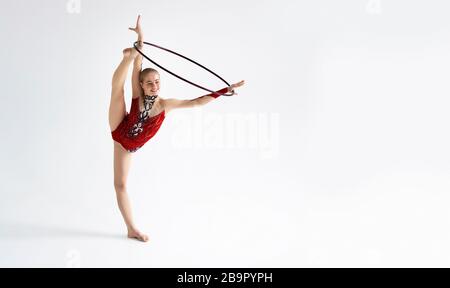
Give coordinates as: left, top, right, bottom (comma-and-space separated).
2, 159, 450, 267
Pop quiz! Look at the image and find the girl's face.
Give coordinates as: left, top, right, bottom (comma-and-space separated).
140, 72, 160, 96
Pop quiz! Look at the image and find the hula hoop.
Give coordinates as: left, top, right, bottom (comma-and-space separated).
133, 41, 235, 97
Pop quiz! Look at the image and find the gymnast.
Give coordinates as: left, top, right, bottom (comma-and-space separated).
108, 15, 245, 242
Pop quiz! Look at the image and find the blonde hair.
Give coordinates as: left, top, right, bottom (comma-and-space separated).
140, 68, 159, 82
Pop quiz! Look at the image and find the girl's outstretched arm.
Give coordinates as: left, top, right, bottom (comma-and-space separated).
162, 80, 246, 113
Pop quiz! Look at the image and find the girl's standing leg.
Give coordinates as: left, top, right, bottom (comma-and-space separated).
113, 141, 149, 242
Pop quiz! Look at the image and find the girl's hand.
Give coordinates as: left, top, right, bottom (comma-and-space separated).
228, 80, 245, 95
129, 15, 143, 40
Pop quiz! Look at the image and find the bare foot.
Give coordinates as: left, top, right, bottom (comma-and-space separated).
128, 229, 149, 242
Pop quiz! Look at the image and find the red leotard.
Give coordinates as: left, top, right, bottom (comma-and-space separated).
111, 96, 165, 153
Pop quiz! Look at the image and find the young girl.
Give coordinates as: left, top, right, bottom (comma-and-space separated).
108, 15, 245, 242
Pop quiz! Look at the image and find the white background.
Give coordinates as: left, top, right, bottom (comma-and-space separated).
1, 0, 450, 267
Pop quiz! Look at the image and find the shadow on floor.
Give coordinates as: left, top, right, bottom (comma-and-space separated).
0, 222, 125, 240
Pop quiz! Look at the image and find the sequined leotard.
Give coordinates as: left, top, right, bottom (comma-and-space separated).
111, 95, 165, 153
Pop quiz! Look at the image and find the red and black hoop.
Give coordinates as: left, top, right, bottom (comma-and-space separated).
133, 41, 235, 97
